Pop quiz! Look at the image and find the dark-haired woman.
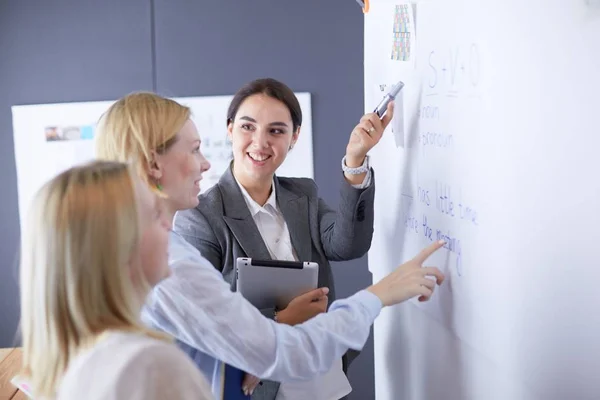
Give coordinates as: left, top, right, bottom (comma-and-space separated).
174, 78, 394, 400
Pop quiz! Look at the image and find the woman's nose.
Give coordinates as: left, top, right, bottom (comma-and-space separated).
252, 130, 269, 148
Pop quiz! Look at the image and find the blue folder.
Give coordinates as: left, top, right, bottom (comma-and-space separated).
223, 363, 252, 400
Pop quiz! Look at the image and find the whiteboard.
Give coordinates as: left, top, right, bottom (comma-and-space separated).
12, 93, 313, 234
365, 1, 600, 399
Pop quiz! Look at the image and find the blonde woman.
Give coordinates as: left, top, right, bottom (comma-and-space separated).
19, 160, 214, 399
95, 92, 445, 400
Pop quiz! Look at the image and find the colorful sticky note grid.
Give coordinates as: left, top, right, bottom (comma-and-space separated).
391, 4, 412, 61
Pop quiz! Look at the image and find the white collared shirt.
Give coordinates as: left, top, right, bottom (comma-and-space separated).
234, 179, 354, 400
236, 180, 296, 261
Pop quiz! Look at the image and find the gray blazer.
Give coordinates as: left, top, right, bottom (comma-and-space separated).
173, 164, 376, 399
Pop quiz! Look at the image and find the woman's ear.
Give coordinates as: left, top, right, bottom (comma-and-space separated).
290, 126, 301, 149
227, 122, 234, 142
148, 151, 163, 181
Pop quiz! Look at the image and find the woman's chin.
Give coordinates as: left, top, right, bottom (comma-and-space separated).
188, 196, 200, 209
246, 165, 278, 181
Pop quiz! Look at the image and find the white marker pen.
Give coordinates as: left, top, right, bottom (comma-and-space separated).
374, 80, 404, 118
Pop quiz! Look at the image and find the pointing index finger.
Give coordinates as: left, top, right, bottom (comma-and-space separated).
413, 240, 446, 265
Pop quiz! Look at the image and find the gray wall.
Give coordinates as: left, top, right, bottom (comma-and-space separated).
0, 1, 373, 398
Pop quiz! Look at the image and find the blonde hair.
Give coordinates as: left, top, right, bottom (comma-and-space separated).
95, 91, 190, 191
19, 160, 164, 398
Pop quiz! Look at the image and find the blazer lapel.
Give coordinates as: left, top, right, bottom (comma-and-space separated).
276, 178, 312, 263
218, 164, 272, 261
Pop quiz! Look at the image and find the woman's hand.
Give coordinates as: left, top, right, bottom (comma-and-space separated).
367, 240, 446, 307
242, 373, 261, 396
345, 102, 395, 168
275, 287, 329, 326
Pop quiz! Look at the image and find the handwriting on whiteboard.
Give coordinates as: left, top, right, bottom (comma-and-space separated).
425, 43, 482, 98
403, 180, 479, 278
417, 182, 479, 226
403, 208, 464, 277
417, 105, 455, 150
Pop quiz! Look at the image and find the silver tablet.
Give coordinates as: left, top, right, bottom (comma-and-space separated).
235, 257, 319, 310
